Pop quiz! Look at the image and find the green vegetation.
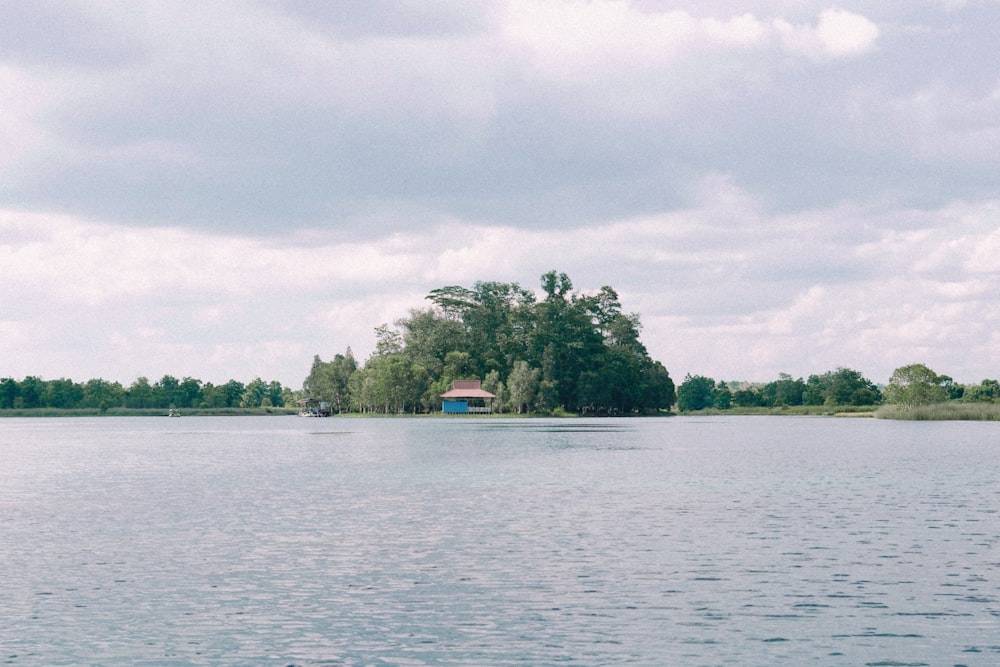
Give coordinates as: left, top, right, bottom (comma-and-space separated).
0, 375, 294, 414
681, 405, 877, 417
873, 363, 1000, 420
0, 406, 298, 418
882, 363, 949, 407
875, 403, 1000, 421
304, 271, 676, 415
676, 368, 881, 413
676, 374, 719, 412
676, 363, 1000, 420
5, 280, 997, 423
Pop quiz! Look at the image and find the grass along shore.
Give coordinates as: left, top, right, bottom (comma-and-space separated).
678, 405, 877, 417
0, 407, 300, 418
5, 403, 998, 420
875, 402, 1000, 421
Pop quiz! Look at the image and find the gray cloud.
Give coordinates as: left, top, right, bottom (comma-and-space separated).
2, 1, 999, 385
0, 0, 145, 67
8, 1, 996, 233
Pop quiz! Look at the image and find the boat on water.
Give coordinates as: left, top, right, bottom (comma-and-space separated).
295, 398, 332, 417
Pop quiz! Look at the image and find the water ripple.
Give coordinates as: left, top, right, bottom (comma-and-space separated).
2, 416, 999, 664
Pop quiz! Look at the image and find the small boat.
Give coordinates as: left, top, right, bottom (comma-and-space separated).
296, 398, 331, 417
167, 409, 181, 417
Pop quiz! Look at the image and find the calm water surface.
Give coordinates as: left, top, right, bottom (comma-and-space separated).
1, 416, 998, 665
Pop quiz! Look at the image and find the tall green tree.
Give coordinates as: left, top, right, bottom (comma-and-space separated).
176, 377, 203, 409
639, 360, 676, 412
713, 381, 732, 409
355, 354, 427, 413
938, 375, 963, 400
425, 280, 536, 379
677, 374, 716, 412
884, 363, 948, 407
482, 370, 506, 414
42, 378, 83, 408
18, 376, 44, 409
240, 378, 268, 407
527, 272, 606, 411
398, 309, 466, 377
731, 386, 763, 407
304, 350, 357, 413
373, 324, 404, 357
200, 382, 224, 408
0, 378, 18, 409
126, 377, 153, 408
308, 270, 673, 415
219, 379, 246, 407
82, 378, 125, 410
265, 381, 285, 407
760, 374, 805, 407
506, 360, 540, 414
964, 378, 999, 402
822, 368, 881, 406
153, 375, 180, 408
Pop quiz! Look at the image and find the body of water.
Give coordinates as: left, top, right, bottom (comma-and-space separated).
1, 416, 998, 665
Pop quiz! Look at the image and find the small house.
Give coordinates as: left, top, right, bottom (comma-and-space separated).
440, 379, 496, 414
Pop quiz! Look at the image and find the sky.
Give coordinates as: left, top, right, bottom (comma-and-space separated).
2, 0, 999, 388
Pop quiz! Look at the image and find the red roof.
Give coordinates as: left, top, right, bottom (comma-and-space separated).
440, 379, 496, 399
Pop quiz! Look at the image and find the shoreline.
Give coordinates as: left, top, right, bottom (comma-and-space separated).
4, 404, 998, 420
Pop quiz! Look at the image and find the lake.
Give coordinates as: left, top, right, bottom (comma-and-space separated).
1, 416, 998, 665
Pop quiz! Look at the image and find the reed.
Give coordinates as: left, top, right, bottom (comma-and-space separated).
0, 407, 299, 418
875, 402, 1000, 421
683, 405, 876, 417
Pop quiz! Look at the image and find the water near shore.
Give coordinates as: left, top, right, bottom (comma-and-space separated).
2, 416, 998, 665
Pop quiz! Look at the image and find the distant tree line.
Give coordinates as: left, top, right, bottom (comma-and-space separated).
676, 363, 1000, 412
0, 375, 293, 411
677, 368, 882, 411
304, 271, 676, 414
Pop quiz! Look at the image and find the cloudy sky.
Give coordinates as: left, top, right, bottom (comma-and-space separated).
2, 0, 999, 388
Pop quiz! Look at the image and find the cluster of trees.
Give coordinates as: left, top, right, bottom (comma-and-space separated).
676, 368, 882, 411
0, 375, 292, 411
676, 363, 1000, 412
304, 271, 676, 414
882, 363, 998, 407
960, 378, 1000, 402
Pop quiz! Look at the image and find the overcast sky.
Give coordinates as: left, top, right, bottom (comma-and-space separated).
3, 0, 999, 388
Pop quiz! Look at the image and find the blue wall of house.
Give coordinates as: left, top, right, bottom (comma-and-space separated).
442, 400, 469, 414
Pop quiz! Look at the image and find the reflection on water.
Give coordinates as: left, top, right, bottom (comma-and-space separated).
1, 416, 999, 665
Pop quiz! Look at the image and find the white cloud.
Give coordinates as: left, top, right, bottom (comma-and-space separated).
887, 83, 1000, 163
505, 2, 880, 69
4, 187, 1000, 385
774, 8, 879, 60
814, 8, 880, 56
0, 1, 997, 390
505, 1, 767, 79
